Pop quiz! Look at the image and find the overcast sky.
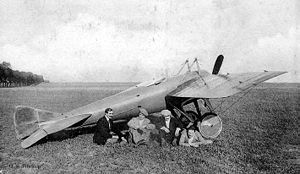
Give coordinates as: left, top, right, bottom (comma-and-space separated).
0, 0, 299, 82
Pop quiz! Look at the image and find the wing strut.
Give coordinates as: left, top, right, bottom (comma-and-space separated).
176, 60, 190, 75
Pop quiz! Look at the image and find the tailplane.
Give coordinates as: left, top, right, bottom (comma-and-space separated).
14, 106, 91, 148
14, 106, 63, 140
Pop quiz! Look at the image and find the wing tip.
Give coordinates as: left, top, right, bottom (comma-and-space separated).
266, 71, 288, 78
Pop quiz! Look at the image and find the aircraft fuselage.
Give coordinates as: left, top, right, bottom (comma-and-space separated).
65, 71, 199, 125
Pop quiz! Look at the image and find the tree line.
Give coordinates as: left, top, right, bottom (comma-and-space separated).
0, 61, 45, 87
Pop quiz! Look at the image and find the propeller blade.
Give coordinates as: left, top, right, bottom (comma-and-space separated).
212, 55, 224, 74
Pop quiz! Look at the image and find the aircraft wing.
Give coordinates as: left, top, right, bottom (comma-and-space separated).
169, 71, 287, 98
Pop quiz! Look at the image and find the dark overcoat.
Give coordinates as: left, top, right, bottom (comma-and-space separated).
93, 116, 112, 145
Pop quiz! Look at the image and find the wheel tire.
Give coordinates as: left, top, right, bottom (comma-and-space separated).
198, 112, 222, 139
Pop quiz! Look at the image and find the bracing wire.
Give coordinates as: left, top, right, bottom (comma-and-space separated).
212, 98, 226, 112
220, 88, 254, 114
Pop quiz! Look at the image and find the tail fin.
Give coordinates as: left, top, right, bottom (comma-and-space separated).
14, 106, 91, 148
14, 106, 63, 140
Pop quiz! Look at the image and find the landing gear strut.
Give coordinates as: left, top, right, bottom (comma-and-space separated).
166, 96, 223, 139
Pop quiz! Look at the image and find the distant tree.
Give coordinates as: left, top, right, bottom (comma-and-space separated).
35, 75, 44, 84
6, 69, 13, 86
20, 71, 28, 86
0, 61, 45, 87
0, 64, 5, 87
12, 70, 23, 86
2, 61, 11, 69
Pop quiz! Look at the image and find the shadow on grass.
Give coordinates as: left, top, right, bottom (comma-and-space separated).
34, 125, 97, 146
34, 114, 164, 146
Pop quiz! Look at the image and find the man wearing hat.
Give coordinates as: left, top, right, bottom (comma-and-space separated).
159, 109, 183, 146
127, 107, 155, 145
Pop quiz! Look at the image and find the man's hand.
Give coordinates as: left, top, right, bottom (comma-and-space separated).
160, 126, 170, 133
112, 135, 119, 139
175, 127, 181, 137
146, 124, 155, 130
187, 122, 194, 128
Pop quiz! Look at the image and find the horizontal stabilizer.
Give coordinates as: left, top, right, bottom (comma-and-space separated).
21, 129, 48, 149
14, 106, 63, 140
14, 106, 91, 148
21, 113, 91, 148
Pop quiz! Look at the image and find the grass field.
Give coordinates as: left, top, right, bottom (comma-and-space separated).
0, 82, 299, 174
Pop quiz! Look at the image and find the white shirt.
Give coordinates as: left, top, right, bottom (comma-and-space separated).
105, 115, 111, 129
165, 117, 170, 128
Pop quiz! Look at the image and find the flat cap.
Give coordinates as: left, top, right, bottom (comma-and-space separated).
161, 110, 171, 117
139, 107, 149, 116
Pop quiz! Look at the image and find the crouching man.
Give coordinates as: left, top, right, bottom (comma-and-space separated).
127, 107, 155, 146
93, 108, 124, 145
179, 126, 213, 147
158, 109, 183, 146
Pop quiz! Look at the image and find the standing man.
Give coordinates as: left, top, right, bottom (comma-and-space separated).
93, 108, 123, 145
159, 109, 183, 146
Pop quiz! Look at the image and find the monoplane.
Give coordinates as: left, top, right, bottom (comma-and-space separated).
14, 55, 286, 148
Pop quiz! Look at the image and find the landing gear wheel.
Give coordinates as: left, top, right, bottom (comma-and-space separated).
198, 112, 222, 139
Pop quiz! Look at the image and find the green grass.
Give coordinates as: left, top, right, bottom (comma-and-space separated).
0, 83, 299, 174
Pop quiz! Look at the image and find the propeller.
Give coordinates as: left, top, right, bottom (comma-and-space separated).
212, 55, 224, 74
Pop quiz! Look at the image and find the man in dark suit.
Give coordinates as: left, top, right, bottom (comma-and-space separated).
158, 109, 183, 145
93, 108, 123, 145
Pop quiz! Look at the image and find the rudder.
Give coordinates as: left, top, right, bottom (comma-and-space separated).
14, 106, 62, 140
